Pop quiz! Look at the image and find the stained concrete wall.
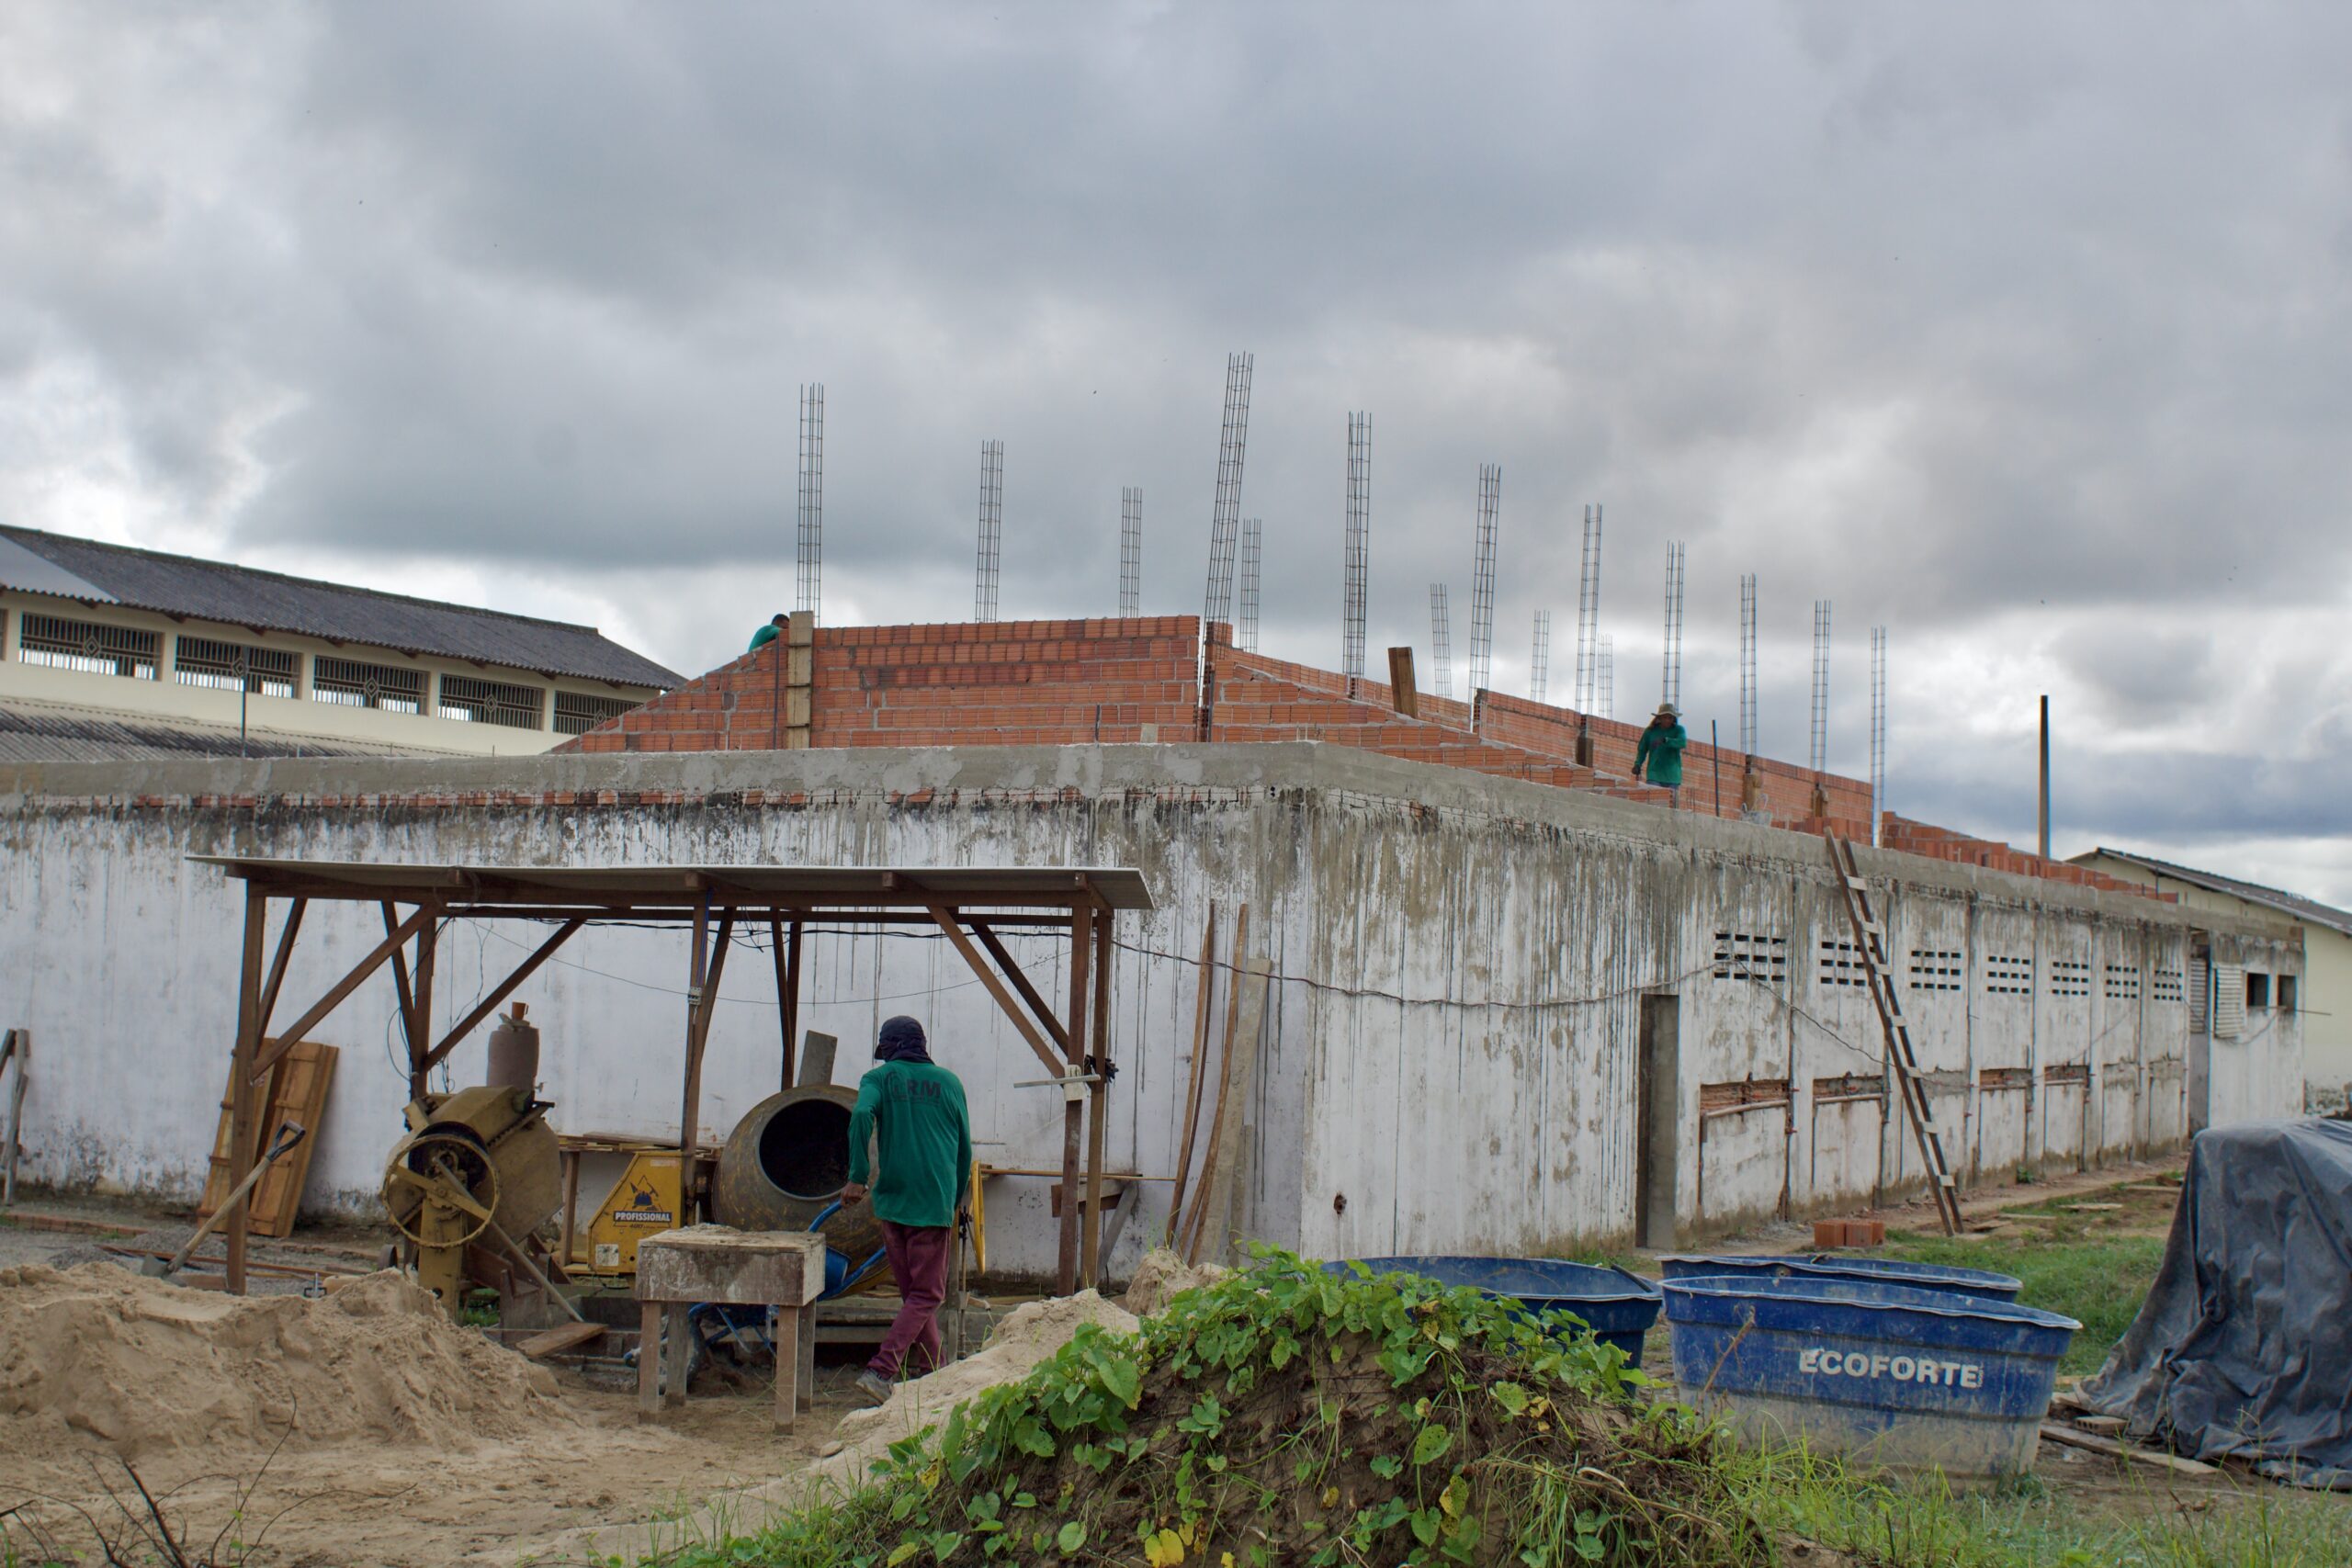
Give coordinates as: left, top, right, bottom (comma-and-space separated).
0, 744, 2303, 1279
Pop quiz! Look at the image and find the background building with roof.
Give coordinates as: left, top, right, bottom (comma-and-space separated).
0, 525, 678, 759
2070, 847, 2348, 1100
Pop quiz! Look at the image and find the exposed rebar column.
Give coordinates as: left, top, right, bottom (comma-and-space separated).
1468, 464, 1501, 696
1870, 626, 1888, 847
1659, 541, 1685, 709
1119, 487, 1142, 617
1810, 601, 1831, 773
1597, 633, 1613, 720
1430, 582, 1453, 701
1738, 573, 1758, 756
974, 440, 1004, 622
1204, 354, 1253, 629
1238, 517, 1262, 652
1573, 504, 1603, 709
796, 383, 824, 623
2038, 694, 2052, 860
1530, 609, 1551, 704
1342, 412, 1371, 681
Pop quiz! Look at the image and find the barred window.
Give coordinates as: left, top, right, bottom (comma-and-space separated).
553, 690, 639, 736
311, 656, 425, 714
173, 637, 297, 697
439, 674, 543, 729
17, 614, 160, 679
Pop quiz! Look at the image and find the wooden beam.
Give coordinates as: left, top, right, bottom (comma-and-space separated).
680, 906, 732, 1217
1164, 906, 1219, 1247
1083, 905, 1114, 1286
922, 905, 1066, 1077
1058, 902, 1092, 1295
226, 887, 267, 1295
417, 919, 586, 1076
968, 919, 1071, 1052
775, 917, 802, 1091
411, 909, 438, 1101
254, 897, 306, 1040
382, 902, 424, 1082
254, 903, 435, 1082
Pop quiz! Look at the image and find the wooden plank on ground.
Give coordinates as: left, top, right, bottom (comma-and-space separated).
2038, 1421, 2217, 1475
249, 1041, 337, 1237
516, 1321, 607, 1359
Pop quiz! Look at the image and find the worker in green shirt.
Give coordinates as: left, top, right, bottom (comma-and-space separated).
1634, 702, 1687, 805
842, 1015, 972, 1402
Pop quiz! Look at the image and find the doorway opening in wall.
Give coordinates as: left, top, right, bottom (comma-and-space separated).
1634, 995, 1679, 1249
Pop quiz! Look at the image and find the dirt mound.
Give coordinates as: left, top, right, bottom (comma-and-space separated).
808, 1289, 1139, 1496
0, 1263, 571, 1464
814, 1257, 1767, 1565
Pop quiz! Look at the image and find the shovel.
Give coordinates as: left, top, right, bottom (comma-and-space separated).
145, 1121, 307, 1279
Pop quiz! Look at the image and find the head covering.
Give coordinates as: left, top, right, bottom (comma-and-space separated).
876, 1014, 932, 1064
1654, 702, 1681, 721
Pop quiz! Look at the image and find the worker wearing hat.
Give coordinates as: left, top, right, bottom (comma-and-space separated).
1634, 702, 1687, 805
842, 1015, 973, 1404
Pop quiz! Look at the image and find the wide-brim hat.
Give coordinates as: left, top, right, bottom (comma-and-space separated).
1655, 702, 1681, 719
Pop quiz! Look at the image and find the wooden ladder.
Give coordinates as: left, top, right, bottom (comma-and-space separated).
1827, 835, 1962, 1235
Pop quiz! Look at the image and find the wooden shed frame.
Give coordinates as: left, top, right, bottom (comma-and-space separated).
190, 857, 1154, 1298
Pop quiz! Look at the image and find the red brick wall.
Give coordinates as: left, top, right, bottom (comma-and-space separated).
1879, 815, 2172, 901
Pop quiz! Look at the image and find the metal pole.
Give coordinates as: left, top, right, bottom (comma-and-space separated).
2037, 694, 2052, 859
684, 892, 710, 1217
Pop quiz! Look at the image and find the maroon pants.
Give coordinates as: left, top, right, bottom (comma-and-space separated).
871, 1219, 952, 1380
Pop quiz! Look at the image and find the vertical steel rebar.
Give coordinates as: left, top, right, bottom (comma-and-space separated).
1429, 583, 1453, 702
1238, 518, 1262, 651
1659, 541, 1685, 709
1204, 354, 1253, 628
1530, 608, 1551, 704
1871, 626, 1888, 846
1468, 465, 1500, 696
975, 441, 1004, 622
797, 384, 824, 623
1811, 601, 1833, 775
1119, 487, 1143, 617
1342, 412, 1371, 680
1597, 632, 1613, 720
1574, 504, 1602, 709
1740, 570, 1758, 761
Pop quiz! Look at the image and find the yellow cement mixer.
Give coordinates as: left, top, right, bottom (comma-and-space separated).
380, 1084, 561, 1312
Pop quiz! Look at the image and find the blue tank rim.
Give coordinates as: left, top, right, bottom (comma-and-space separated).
1657, 1253, 2022, 1294
1662, 1273, 2081, 1333
1336, 1256, 1661, 1303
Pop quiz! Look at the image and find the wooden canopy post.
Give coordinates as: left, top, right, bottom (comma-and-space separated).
1083, 899, 1114, 1286
416, 918, 585, 1078
1057, 898, 1092, 1294
680, 898, 733, 1221
225, 886, 268, 1296
411, 912, 437, 1093
775, 915, 802, 1089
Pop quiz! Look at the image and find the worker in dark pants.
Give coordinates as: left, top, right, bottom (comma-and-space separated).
1634, 701, 1687, 806
841, 1015, 972, 1404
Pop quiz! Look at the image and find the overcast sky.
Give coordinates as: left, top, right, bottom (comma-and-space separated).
5, 4, 2348, 898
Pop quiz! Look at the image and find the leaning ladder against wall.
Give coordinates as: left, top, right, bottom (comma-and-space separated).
1826, 838, 1962, 1235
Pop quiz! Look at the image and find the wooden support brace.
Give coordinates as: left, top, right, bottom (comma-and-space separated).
255, 903, 435, 1083
924, 905, 1066, 1077
418, 919, 586, 1076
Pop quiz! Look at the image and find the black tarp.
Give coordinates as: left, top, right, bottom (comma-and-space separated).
2080, 1118, 2352, 1488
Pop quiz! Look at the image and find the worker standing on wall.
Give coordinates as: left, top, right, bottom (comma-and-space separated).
841, 1015, 972, 1404
1634, 702, 1687, 806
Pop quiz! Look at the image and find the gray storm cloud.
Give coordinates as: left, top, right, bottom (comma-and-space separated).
3, 2, 2348, 893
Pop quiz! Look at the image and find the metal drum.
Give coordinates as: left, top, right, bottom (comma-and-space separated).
1662, 1275, 2078, 1476
712, 1085, 881, 1260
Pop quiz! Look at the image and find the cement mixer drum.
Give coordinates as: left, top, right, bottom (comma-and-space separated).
713, 1085, 881, 1259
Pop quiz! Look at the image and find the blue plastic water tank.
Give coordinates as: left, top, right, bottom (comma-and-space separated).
1334, 1257, 1662, 1367
1658, 1253, 2021, 1301
1662, 1275, 2078, 1476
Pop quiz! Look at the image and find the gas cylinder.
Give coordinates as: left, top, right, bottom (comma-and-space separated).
485, 1003, 541, 1093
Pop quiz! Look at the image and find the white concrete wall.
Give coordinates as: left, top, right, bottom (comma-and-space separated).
0, 744, 2307, 1280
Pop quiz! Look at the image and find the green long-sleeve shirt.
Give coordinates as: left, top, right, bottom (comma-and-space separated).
1634, 722, 1687, 787
845, 1059, 973, 1229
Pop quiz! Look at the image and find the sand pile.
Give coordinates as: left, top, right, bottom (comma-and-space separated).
808, 1289, 1139, 1495
0, 1263, 570, 1464
1120, 1247, 1229, 1315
